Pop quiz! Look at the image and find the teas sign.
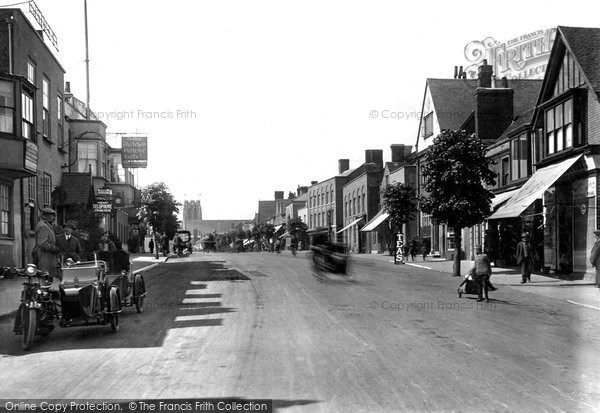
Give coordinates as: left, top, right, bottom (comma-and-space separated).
394, 233, 404, 265
122, 136, 148, 168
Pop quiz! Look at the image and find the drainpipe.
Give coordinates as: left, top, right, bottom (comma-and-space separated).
5, 15, 14, 74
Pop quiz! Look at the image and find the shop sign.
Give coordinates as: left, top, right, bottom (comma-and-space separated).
463, 28, 556, 80
25, 141, 38, 172
394, 233, 404, 265
93, 201, 112, 214
122, 136, 148, 168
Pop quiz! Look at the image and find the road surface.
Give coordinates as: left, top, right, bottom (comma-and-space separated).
1, 252, 599, 412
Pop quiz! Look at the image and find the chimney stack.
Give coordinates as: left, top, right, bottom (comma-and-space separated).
65, 82, 71, 93
454, 66, 458, 79
478, 59, 493, 88
390, 144, 413, 163
297, 185, 308, 196
365, 149, 383, 169
501, 76, 509, 88
338, 159, 350, 174
310, 180, 318, 186
274, 191, 284, 200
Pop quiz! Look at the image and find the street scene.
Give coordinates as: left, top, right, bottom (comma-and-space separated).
2, 0, 600, 412
1, 252, 600, 412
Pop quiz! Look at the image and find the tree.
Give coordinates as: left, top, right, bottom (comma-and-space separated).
287, 217, 308, 245
420, 129, 496, 276
137, 182, 181, 258
381, 182, 418, 234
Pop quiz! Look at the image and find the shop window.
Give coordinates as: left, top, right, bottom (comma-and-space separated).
0, 183, 10, 236
42, 77, 50, 140
42, 174, 52, 207
424, 112, 434, 138
21, 90, 34, 141
0, 81, 15, 134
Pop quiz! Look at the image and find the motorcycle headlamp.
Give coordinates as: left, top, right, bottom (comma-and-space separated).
26, 264, 37, 276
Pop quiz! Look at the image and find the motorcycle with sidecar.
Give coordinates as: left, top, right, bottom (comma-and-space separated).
12, 260, 122, 351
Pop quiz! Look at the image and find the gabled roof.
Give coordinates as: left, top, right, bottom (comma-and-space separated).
58, 173, 93, 205
559, 26, 600, 94
497, 107, 536, 141
427, 79, 479, 131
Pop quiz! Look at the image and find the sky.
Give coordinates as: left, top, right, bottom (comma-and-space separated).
14, 0, 600, 219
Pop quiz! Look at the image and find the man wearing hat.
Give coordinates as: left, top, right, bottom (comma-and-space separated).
56, 220, 82, 263
34, 208, 61, 278
516, 232, 537, 284
589, 230, 600, 288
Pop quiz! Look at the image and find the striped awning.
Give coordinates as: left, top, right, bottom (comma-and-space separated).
360, 210, 390, 232
337, 217, 363, 234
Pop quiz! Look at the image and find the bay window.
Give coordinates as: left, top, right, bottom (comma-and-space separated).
545, 98, 573, 156
22, 90, 34, 141
78, 141, 98, 174
0, 81, 14, 134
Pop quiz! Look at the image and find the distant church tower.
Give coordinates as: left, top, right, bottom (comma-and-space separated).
184, 200, 202, 221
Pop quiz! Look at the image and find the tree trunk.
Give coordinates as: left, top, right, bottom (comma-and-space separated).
453, 229, 462, 277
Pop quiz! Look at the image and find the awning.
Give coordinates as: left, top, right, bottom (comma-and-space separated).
489, 154, 582, 220
360, 210, 390, 232
337, 217, 362, 234
490, 188, 519, 210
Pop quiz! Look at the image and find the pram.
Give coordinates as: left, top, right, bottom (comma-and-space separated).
457, 273, 479, 298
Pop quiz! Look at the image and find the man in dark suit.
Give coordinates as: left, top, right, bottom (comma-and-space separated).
516, 232, 537, 284
56, 220, 82, 264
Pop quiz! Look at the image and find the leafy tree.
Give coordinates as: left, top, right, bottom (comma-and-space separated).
381, 182, 418, 234
137, 182, 181, 257
287, 217, 308, 242
420, 130, 496, 276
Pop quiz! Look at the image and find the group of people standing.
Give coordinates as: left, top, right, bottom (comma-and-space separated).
32, 207, 130, 278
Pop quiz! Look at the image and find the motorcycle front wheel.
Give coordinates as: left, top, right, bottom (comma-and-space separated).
21, 307, 38, 351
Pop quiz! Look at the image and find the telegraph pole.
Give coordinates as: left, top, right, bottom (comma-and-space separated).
84, 0, 90, 120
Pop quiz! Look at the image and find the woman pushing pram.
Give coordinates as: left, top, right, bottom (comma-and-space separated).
458, 245, 497, 302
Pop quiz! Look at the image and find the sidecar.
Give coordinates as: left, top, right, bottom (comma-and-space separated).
59, 261, 121, 332
105, 268, 146, 313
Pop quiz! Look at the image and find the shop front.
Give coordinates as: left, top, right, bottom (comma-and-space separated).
489, 154, 597, 279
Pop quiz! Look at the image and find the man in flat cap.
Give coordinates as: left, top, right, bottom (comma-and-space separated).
589, 229, 600, 288
56, 220, 82, 264
34, 208, 60, 278
516, 232, 537, 284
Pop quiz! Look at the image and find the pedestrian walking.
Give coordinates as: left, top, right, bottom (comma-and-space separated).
161, 233, 170, 256
472, 245, 492, 302
421, 243, 429, 261
516, 233, 537, 284
410, 238, 418, 261
149, 238, 154, 254
589, 230, 600, 288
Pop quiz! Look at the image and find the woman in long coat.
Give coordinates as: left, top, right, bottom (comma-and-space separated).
35, 208, 60, 278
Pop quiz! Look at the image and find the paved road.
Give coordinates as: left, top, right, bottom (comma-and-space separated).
1, 252, 599, 412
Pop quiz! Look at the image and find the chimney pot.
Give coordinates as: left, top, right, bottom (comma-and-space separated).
65, 82, 71, 93
502, 76, 509, 88
454, 66, 458, 79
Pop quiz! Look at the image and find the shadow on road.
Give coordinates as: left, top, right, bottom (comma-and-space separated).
0, 261, 247, 356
